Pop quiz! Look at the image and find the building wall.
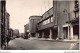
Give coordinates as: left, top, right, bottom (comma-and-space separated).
29, 16, 42, 34
24, 24, 29, 33
69, 1, 75, 20
0, 0, 10, 48
24, 23, 29, 38
38, 22, 54, 30
0, 0, 6, 47
5, 12, 10, 37
42, 7, 53, 20
38, 7, 54, 30
37, 1, 77, 39
13, 29, 19, 38
55, 1, 75, 39
9, 28, 13, 37
0, 1, 1, 48
28, 0, 78, 40
53, 1, 57, 26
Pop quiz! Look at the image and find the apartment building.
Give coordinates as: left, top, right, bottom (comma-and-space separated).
29, 16, 42, 37
28, 0, 79, 40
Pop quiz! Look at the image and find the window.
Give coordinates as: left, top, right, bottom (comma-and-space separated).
40, 15, 54, 25
74, 1, 79, 18
48, 18, 50, 23
76, 12, 79, 18
46, 19, 48, 24
51, 16, 53, 22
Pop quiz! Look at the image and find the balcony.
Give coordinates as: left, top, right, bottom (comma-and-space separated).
74, 4, 79, 8
73, 7, 79, 12
38, 22, 54, 30
66, 17, 79, 24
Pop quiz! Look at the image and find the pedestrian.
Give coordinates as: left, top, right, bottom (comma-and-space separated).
28, 34, 30, 38
6, 36, 11, 46
1, 36, 6, 49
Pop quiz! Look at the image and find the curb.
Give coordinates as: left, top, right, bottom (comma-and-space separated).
37, 39, 79, 43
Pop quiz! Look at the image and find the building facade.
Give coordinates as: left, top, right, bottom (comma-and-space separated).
29, 16, 42, 37
5, 12, 10, 39
55, 0, 79, 40
28, 0, 79, 40
37, 7, 55, 39
24, 23, 29, 39
9, 28, 13, 38
13, 29, 20, 38
0, 0, 10, 49
0, 0, 6, 48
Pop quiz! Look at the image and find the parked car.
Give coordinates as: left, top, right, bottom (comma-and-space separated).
23, 35, 28, 39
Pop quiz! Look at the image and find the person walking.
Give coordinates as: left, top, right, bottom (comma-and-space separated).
6, 36, 11, 47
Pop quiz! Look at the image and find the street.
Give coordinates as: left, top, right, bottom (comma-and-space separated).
5, 38, 79, 50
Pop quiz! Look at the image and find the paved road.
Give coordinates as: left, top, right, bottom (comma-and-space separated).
5, 38, 79, 50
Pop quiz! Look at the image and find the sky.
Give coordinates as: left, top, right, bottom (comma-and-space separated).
6, 0, 53, 33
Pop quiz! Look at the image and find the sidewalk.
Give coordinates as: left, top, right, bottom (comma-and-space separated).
56, 39, 79, 43
30, 37, 79, 43
29, 37, 37, 40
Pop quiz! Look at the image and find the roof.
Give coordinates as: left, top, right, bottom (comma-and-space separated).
42, 7, 53, 16
29, 16, 42, 19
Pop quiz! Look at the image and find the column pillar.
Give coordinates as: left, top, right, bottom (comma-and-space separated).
36, 32, 39, 38
49, 28, 52, 39
35, 32, 39, 39
37, 33, 39, 38
68, 26, 70, 39
36, 33, 38, 38
70, 24, 73, 40
42, 31, 44, 38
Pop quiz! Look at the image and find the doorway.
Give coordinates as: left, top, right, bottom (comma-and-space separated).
73, 25, 79, 39
63, 27, 68, 39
